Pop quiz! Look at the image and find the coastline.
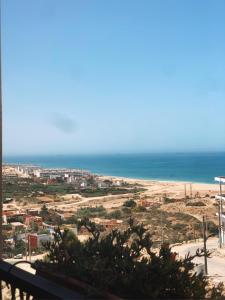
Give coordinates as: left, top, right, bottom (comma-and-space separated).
4, 162, 219, 196
102, 174, 218, 186
4, 152, 225, 185
102, 175, 219, 199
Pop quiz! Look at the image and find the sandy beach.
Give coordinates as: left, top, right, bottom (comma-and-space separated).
104, 175, 220, 199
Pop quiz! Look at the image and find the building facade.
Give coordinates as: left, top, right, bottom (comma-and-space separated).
215, 176, 225, 247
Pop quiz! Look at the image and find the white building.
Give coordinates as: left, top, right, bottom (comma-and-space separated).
214, 176, 225, 247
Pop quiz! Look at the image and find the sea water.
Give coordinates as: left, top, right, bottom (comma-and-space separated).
4, 152, 225, 184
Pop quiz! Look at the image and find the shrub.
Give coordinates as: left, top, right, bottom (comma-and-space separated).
36, 218, 223, 299
186, 201, 206, 207
76, 206, 107, 218
122, 206, 131, 214
172, 223, 187, 231
134, 205, 147, 212
123, 199, 136, 208
163, 197, 176, 204
107, 210, 122, 219
207, 221, 218, 235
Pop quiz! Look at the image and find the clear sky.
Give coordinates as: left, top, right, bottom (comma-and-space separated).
2, 0, 225, 155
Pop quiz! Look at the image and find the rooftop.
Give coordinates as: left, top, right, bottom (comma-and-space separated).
10, 222, 25, 226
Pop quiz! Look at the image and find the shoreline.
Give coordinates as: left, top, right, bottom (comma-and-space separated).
4, 152, 224, 186
102, 175, 220, 198
101, 174, 219, 189
4, 162, 219, 188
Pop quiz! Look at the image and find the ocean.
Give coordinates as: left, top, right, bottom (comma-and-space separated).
3, 152, 225, 184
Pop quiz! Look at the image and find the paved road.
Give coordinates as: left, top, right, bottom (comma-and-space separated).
173, 238, 225, 283
5, 253, 47, 274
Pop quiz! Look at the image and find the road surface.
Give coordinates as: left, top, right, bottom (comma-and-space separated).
5, 253, 47, 274
173, 238, 225, 283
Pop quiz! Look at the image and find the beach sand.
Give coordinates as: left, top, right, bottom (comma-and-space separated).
104, 175, 219, 199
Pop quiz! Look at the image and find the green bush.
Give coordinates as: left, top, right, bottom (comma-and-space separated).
123, 199, 137, 208
14, 240, 26, 255
76, 206, 107, 218
164, 197, 176, 204
36, 219, 222, 299
207, 221, 218, 235
122, 206, 131, 215
134, 205, 147, 212
186, 201, 206, 207
172, 223, 187, 231
107, 210, 122, 219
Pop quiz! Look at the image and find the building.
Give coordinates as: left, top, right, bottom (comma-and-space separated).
16, 165, 39, 178
26, 209, 39, 216
3, 209, 19, 217
25, 216, 43, 228
91, 218, 123, 230
28, 233, 52, 249
214, 176, 225, 247
10, 222, 26, 232
139, 199, 157, 208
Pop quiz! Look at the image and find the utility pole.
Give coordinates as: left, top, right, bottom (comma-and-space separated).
203, 216, 208, 275
160, 210, 164, 245
190, 183, 192, 199
218, 182, 223, 248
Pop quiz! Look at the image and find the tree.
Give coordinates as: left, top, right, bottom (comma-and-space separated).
31, 221, 39, 232
14, 240, 26, 255
40, 204, 49, 219
37, 218, 224, 299
107, 209, 122, 219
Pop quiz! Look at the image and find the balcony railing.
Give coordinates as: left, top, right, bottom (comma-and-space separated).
0, 260, 83, 299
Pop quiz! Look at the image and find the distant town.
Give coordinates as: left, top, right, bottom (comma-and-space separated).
2, 164, 145, 259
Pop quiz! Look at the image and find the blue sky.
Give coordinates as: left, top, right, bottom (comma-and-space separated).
2, 0, 225, 155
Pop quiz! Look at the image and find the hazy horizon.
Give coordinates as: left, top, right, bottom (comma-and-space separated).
4, 150, 225, 158
3, 0, 225, 155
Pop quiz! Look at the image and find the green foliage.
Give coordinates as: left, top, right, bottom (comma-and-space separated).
80, 187, 145, 197
107, 209, 122, 219
3, 224, 12, 231
36, 218, 221, 299
76, 206, 107, 218
3, 175, 146, 203
186, 201, 206, 207
123, 199, 137, 208
39, 206, 62, 226
134, 205, 147, 212
7, 216, 24, 223
14, 240, 26, 255
64, 215, 78, 224
43, 228, 79, 264
172, 223, 187, 231
122, 206, 132, 215
31, 221, 39, 232
207, 221, 218, 235
163, 197, 176, 204
39, 204, 48, 218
